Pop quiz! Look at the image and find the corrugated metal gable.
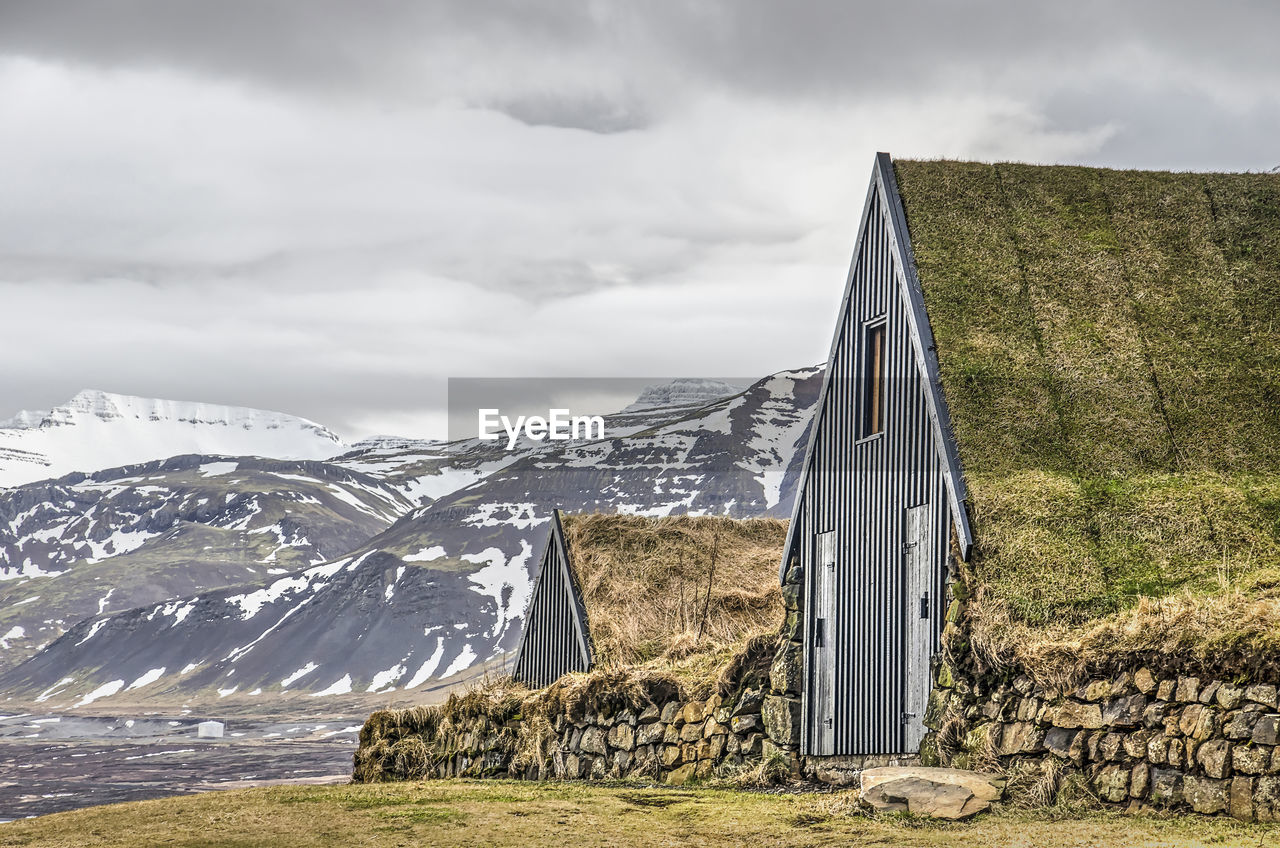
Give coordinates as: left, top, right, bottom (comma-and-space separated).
788, 154, 962, 756
511, 510, 593, 687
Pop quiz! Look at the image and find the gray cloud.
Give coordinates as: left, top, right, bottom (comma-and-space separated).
0, 1, 1277, 439
3, 2, 1277, 100
492, 91, 651, 135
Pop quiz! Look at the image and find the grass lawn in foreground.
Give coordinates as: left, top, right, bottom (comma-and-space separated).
1, 779, 1278, 848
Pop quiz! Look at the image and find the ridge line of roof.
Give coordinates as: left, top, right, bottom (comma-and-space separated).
894, 158, 1273, 177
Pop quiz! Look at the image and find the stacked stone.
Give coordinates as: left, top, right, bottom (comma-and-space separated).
760, 561, 804, 773
926, 660, 1280, 821
425, 685, 772, 784
556, 692, 771, 784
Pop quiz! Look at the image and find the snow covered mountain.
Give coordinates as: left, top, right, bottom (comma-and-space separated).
0, 369, 822, 706
0, 455, 416, 673
0, 390, 346, 488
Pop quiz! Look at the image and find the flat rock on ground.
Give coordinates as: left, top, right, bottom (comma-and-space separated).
860, 766, 1005, 820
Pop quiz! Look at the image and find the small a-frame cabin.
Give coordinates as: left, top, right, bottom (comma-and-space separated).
512, 510, 593, 687
782, 152, 973, 757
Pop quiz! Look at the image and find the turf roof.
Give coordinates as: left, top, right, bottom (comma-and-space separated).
895, 160, 1280, 477
893, 160, 1280, 678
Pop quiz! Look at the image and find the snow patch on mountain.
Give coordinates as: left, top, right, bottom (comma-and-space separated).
441, 646, 477, 679
367, 663, 407, 692
311, 674, 353, 697
126, 667, 165, 690
463, 541, 535, 639
0, 390, 345, 488
0, 626, 24, 649
405, 638, 446, 689
463, 503, 548, 530
281, 663, 319, 688
74, 678, 124, 707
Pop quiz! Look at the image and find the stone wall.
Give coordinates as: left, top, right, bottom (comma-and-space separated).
926, 654, 1280, 820
913, 545, 1280, 822
759, 561, 804, 770
420, 689, 774, 785
356, 568, 810, 785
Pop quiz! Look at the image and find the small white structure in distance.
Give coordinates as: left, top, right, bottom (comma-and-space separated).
197, 720, 225, 738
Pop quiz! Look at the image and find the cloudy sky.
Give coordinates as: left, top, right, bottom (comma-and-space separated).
1, 1, 1277, 440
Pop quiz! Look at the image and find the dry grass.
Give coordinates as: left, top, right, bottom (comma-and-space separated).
3, 779, 1276, 848
955, 469, 1280, 683
896, 161, 1280, 675
356, 655, 744, 783
560, 513, 786, 668
970, 585, 1280, 690
729, 748, 794, 789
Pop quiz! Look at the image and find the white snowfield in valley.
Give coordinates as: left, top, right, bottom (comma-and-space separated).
0, 390, 346, 488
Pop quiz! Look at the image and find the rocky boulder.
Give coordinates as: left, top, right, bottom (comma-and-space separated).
860, 766, 1005, 820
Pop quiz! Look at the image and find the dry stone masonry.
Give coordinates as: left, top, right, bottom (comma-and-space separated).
926, 654, 1280, 821
432, 692, 770, 784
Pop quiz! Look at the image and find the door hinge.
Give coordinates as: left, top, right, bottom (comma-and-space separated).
900, 711, 917, 724
814, 617, 825, 648
824, 717, 833, 729
919, 592, 930, 619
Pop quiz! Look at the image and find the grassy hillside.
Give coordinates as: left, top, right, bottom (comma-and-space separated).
0, 779, 1273, 847
895, 160, 1280, 680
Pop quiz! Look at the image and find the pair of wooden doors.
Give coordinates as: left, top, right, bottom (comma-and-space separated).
809, 503, 935, 755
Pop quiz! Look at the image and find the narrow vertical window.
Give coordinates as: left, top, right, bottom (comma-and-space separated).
863, 323, 885, 437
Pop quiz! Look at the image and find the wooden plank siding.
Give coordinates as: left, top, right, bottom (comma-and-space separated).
784, 154, 970, 757
511, 510, 593, 687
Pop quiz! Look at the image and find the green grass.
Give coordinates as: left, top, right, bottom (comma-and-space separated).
894, 161, 1280, 675
897, 161, 1280, 478
968, 471, 1280, 627
0, 779, 1275, 847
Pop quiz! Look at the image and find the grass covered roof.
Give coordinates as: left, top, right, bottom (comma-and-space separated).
558, 513, 785, 674
894, 160, 1280, 680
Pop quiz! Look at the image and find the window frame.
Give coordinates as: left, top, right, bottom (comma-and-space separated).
859, 318, 887, 440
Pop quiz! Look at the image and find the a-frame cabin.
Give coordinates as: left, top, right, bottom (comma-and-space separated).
512, 510, 593, 687
781, 152, 973, 757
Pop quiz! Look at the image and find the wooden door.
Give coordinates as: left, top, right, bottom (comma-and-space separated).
903, 504, 934, 751
810, 530, 837, 755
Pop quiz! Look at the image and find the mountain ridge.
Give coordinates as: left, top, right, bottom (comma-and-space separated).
0, 390, 346, 488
